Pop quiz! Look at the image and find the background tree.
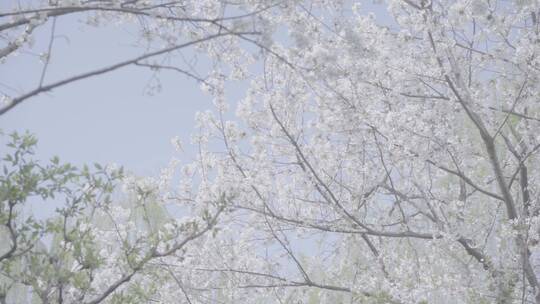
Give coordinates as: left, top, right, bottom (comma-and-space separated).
0, 132, 225, 303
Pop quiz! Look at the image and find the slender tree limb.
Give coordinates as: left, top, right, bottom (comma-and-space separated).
0, 31, 259, 116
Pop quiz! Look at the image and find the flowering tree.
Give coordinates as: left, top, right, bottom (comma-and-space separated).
3, 0, 540, 303
168, 0, 540, 303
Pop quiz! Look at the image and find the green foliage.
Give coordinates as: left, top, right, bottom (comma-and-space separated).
0, 131, 123, 302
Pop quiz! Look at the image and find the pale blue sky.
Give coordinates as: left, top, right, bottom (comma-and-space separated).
0, 13, 233, 176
